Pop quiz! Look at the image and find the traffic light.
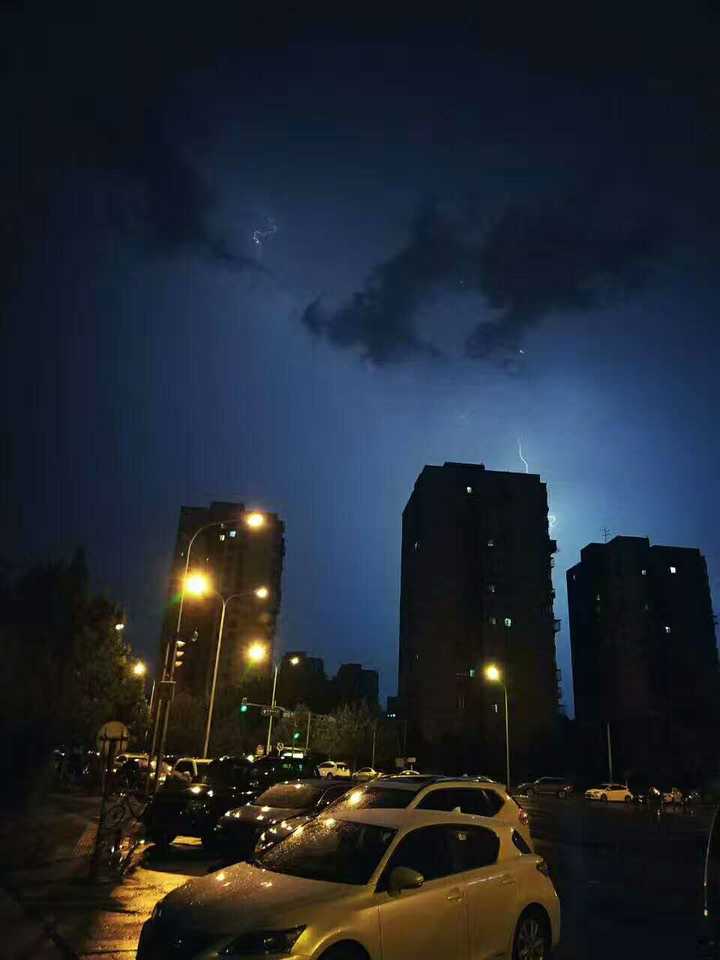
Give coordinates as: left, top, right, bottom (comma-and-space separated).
292, 731, 301, 741
240, 697, 249, 714
174, 639, 186, 670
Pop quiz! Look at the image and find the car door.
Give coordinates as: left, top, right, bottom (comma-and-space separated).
447, 825, 517, 960
377, 825, 469, 960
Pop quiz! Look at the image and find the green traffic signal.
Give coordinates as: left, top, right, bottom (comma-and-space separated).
240, 704, 248, 713
293, 731, 300, 740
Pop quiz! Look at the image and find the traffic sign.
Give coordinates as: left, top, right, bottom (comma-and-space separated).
96, 721, 129, 756
256, 744, 265, 757
276, 741, 284, 752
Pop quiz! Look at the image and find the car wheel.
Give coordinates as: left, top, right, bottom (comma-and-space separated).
513, 906, 551, 960
601, 793, 608, 802
319, 942, 369, 960
556, 790, 565, 798
624, 795, 632, 803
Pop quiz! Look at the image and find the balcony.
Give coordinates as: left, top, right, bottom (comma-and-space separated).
553, 618, 561, 634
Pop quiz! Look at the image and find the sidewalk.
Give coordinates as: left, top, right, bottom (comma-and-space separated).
1, 794, 204, 960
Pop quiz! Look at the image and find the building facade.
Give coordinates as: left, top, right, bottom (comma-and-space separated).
335, 663, 379, 707
398, 462, 559, 778
567, 536, 719, 782
159, 501, 284, 697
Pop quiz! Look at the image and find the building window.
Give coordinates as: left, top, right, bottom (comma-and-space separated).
413, 541, 420, 551
487, 539, 495, 547
664, 625, 671, 634
229, 529, 237, 538
641, 569, 647, 576
219, 533, 226, 541
504, 617, 512, 628
469, 667, 476, 678
669, 566, 677, 574
644, 603, 650, 611
488, 584, 496, 593
489, 616, 497, 625
595, 593, 601, 602
466, 485, 473, 494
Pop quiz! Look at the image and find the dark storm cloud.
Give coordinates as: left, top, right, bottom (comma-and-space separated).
301, 183, 685, 364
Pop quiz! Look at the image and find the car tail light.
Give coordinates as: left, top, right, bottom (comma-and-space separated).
518, 808, 529, 825
536, 859, 550, 877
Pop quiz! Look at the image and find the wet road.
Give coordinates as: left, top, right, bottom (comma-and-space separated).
519, 793, 712, 959
124, 801, 713, 958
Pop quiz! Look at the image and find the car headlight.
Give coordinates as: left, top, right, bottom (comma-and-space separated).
220, 925, 306, 956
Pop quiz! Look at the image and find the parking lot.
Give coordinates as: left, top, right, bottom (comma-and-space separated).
518, 792, 712, 958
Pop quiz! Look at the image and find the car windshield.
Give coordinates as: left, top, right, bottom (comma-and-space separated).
328, 785, 415, 813
255, 783, 324, 809
256, 817, 396, 884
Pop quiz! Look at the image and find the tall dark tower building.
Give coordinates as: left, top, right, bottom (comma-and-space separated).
398, 462, 559, 777
160, 501, 284, 697
567, 536, 719, 781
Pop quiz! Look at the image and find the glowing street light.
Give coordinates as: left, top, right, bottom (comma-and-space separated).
247, 641, 269, 664
247, 647, 301, 753
132, 660, 147, 677
254, 586, 270, 600
184, 571, 211, 597
245, 511, 266, 529
484, 662, 511, 790
115, 622, 125, 632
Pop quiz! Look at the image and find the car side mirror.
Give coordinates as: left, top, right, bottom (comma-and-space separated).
387, 866, 424, 895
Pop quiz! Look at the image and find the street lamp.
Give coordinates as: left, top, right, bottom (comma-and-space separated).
184, 574, 270, 759
246, 644, 301, 754
132, 660, 147, 677
115, 622, 125, 632
484, 663, 511, 791
245, 511, 266, 529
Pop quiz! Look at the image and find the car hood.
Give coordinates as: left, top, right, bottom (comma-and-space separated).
161, 860, 354, 934
222, 805, 306, 826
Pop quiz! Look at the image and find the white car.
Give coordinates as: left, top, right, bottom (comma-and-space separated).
317, 760, 352, 778
138, 808, 561, 960
354, 767, 381, 781
584, 783, 633, 803
171, 757, 213, 783
328, 775, 533, 849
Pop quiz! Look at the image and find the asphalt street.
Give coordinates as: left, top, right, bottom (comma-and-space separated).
24, 797, 709, 958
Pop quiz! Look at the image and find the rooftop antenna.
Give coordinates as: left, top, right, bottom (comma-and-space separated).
601, 527, 610, 543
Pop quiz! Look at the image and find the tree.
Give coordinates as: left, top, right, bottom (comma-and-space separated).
0, 552, 148, 802
312, 702, 377, 768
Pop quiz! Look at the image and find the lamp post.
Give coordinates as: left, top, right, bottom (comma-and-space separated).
246, 645, 300, 754
484, 663, 511, 791
148, 511, 268, 786
183, 574, 271, 758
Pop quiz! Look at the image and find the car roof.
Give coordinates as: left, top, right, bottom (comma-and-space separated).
332, 806, 514, 836
370, 776, 507, 794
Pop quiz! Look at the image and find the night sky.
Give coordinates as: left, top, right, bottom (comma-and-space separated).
3, 4, 720, 711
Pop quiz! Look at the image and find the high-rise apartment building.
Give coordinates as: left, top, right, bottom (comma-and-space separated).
567, 536, 719, 780
398, 462, 559, 777
159, 501, 284, 697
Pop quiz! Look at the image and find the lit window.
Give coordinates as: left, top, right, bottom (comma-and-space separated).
641, 569, 647, 576
487, 539, 495, 547
489, 616, 497, 625
413, 541, 419, 551
466, 486, 473, 494
669, 566, 676, 574
488, 584, 495, 593
664, 625, 671, 634
219, 534, 226, 542
469, 667, 476, 678
504, 617, 512, 628
229, 530, 237, 538
595, 594, 601, 602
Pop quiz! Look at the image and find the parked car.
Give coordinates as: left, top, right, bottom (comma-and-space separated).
317, 760, 352, 778
354, 766, 381, 781
138, 807, 561, 960
327, 774, 532, 848
631, 785, 662, 806
144, 755, 319, 848
517, 776, 574, 798
170, 757, 213, 784
212, 778, 354, 864
662, 786, 685, 805
584, 783, 633, 802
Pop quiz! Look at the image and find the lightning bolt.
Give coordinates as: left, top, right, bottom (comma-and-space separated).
517, 439, 529, 474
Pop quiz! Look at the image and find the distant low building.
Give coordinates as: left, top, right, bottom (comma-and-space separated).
335, 662, 379, 707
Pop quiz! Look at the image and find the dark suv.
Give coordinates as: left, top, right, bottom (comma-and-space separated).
144, 755, 319, 848
517, 777, 574, 798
